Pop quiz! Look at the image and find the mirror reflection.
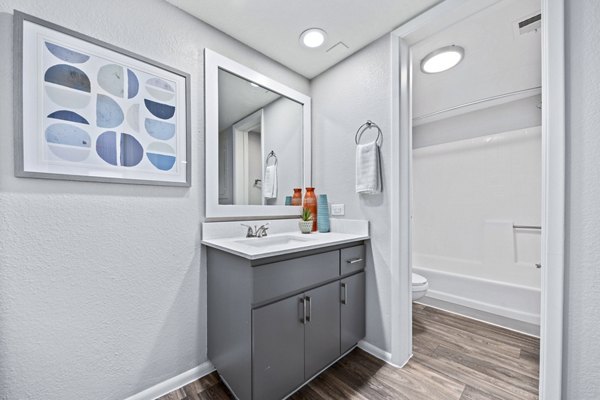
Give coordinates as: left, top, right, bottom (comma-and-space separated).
218, 68, 303, 205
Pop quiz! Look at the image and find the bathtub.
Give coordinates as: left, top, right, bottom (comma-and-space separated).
413, 264, 541, 328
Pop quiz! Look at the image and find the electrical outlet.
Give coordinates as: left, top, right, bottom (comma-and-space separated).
331, 203, 345, 216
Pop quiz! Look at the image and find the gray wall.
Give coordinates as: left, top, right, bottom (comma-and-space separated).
311, 35, 392, 351
563, 0, 600, 398
263, 97, 303, 205
0, 1, 308, 399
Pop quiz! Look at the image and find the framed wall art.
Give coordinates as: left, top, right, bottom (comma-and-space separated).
13, 11, 191, 186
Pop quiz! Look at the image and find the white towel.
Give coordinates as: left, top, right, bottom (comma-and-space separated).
356, 140, 382, 194
263, 164, 278, 199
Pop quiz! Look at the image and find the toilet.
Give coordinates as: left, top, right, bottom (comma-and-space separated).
412, 273, 429, 301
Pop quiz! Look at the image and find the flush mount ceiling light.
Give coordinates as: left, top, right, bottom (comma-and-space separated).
300, 28, 327, 48
420, 45, 465, 74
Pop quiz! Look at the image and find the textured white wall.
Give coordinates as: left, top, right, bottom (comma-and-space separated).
0, 1, 308, 399
563, 0, 600, 398
311, 35, 392, 351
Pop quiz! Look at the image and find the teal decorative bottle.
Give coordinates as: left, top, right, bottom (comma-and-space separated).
317, 194, 330, 233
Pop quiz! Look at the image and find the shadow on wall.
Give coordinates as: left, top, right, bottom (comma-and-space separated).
128, 227, 205, 398
364, 237, 391, 350
358, 129, 388, 349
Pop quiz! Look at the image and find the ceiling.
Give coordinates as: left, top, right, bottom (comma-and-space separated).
412, 0, 541, 119
166, 0, 441, 78
218, 69, 281, 129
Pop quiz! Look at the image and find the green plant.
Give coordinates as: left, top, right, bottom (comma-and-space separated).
301, 207, 313, 221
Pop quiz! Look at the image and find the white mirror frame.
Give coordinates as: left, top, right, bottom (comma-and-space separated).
205, 49, 311, 219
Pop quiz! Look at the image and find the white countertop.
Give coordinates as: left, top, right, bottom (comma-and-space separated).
201, 219, 369, 260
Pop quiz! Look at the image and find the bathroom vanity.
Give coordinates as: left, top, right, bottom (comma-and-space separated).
202, 48, 368, 399
203, 220, 368, 400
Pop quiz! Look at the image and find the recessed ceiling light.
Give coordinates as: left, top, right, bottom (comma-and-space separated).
300, 28, 327, 48
420, 45, 464, 74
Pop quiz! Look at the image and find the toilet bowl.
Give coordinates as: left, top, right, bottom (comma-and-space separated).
412, 273, 429, 301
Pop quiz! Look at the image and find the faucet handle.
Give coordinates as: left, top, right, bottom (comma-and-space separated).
256, 223, 270, 237
241, 224, 256, 238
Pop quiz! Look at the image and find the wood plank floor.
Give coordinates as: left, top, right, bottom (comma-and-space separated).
158, 304, 539, 400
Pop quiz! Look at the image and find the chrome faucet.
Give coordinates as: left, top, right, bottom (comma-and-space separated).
255, 223, 270, 238
241, 223, 270, 238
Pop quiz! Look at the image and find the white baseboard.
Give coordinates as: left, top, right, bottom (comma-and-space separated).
417, 297, 540, 337
124, 361, 215, 400
426, 289, 540, 325
357, 340, 406, 368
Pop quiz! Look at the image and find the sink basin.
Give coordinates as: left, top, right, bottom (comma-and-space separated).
235, 235, 315, 248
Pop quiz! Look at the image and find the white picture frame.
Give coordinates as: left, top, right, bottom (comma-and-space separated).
13, 11, 191, 186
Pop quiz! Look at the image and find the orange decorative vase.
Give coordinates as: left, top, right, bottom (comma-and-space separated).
292, 188, 303, 206
303, 187, 318, 232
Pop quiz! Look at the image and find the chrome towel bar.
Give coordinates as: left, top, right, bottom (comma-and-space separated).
513, 225, 541, 230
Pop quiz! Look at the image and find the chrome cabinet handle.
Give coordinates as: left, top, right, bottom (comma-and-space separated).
341, 283, 347, 305
346, 258, 363, 264
306, 296, 311, 322
300, 297, 306, 324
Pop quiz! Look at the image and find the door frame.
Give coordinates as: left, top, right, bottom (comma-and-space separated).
232, 110, 264, 205
389, 0, 565, 398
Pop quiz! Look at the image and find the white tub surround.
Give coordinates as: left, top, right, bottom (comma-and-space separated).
201, 219, 369, 260
412, 126, 541, 331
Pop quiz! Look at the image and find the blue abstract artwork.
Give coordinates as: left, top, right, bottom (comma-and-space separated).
120, 133, 143, 167
147, 142, 176, 171
144, 99, 175, 120
96, 94, 124, 128
47, 110, 89, 125
147, 153, 176, 171
44, 64, 91, 92
96, 131, 117, 166
45, 123, 90, 147
144, 118, 175, 140
45, 123, 91, 162
127, 69, 139, 99
45, 42, 90, 63
97, 64, 124, 97
21, 19, 188, 185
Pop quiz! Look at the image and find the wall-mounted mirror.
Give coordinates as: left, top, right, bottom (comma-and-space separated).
205, 49, 311, 219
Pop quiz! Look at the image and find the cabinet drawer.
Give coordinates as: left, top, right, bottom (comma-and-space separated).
253, 251, 339, 304
340, 245, 365, 275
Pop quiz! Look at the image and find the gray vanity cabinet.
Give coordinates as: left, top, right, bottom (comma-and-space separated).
253, 280, 341, 400
341, 271, 366, 354
207, 242, 366, 400
253, 294, 305, 400
304, 280, 341, 379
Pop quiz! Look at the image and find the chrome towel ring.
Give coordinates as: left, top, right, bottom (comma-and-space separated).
266, 150, 278, 166
355, 120, 383, 146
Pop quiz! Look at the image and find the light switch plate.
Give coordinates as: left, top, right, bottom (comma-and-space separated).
331, 203, 345, 216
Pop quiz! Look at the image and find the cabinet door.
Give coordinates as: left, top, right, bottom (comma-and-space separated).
341, 272, 366, 353
253, 295, 305, 400
304, 280, 341, 379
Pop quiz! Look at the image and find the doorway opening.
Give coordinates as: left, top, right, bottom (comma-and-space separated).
390, 0, 565, 398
